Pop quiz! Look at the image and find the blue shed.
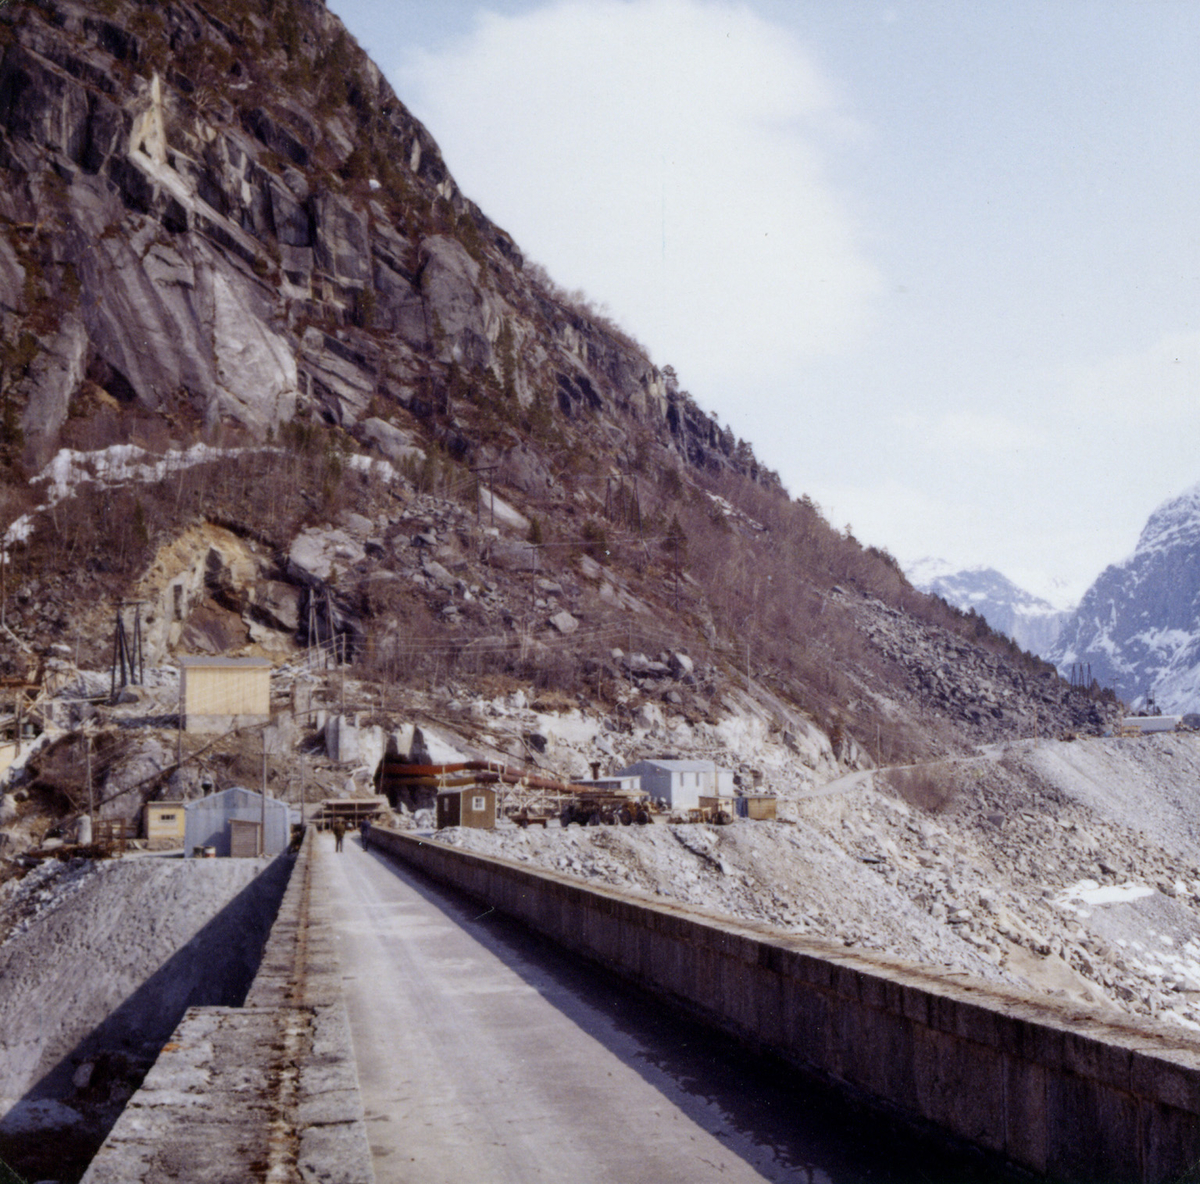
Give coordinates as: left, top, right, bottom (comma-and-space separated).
184, 787, 293, 857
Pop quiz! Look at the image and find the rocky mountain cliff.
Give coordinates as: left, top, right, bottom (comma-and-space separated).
0, 0, 1113, 780
0, 14, 1139, 1173
1048, 483, 1200, 712
0, 0, 762, 479
907, 559, 1071, 657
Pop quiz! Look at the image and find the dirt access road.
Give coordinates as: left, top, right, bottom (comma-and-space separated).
323, 832, 1020, 1184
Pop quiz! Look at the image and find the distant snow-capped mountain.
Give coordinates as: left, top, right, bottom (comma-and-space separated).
1047, 483, 1200, 711
907, 560, 1072, 656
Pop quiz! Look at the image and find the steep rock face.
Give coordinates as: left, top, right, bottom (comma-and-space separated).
1048, 483, 1200, 710
0, 0, 768, 486
907, 560, 1071, 657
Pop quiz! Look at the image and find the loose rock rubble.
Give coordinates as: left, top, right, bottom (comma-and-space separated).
852, 595, 1119, 742
432, 730, 1200, 1032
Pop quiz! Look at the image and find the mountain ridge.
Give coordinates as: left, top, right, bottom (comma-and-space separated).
0, 0, 1113, 765
1049, 481, 1200, 711
907, 559, 1072, 657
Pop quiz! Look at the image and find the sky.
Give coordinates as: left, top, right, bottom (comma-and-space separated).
327, 0, 1200, 608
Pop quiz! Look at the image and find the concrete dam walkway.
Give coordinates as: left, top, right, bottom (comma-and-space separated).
326, 833, 1016, 1183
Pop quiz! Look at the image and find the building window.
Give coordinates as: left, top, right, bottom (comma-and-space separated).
471, 796, 486, 812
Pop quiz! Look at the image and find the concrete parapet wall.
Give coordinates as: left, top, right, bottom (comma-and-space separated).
372, 827, 1200, 1183
82, 831, 375, 1184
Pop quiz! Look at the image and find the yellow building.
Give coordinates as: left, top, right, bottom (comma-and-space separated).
180, 657, 272, 733
144, 801, 186, 845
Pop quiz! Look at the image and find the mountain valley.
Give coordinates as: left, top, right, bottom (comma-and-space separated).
0, 1, 1197, 1178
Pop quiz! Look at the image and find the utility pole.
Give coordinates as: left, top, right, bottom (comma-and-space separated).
260, 729, 267, 857
469, 464, 501, 530
177, 669, 184, 766
134, 603, 144, 686
673, 536, 679, 615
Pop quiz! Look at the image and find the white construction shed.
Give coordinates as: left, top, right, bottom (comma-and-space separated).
184, 787, 292, 857
180, 656, 272, 733
613, 759, 732, 811
1122, 715, 1181, 735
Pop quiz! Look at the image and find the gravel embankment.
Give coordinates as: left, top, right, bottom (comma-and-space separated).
0, 853, 290, 1182
430, 733, 1200, 1032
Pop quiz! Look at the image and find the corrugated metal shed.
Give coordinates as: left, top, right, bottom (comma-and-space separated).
184, 787, 291, 857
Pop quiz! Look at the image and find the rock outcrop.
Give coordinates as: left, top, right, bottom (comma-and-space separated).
0, 0, 767, 485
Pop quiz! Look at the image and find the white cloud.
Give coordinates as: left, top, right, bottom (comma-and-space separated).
396, 0, 881, 384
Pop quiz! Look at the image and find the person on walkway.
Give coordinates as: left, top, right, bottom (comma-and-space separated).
333, 819, 345, 852
360, 817, 371, 851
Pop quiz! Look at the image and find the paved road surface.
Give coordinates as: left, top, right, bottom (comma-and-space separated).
324, 833, 1018, 1183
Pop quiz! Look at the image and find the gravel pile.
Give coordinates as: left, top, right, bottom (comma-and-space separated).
0, 852, 289, 1183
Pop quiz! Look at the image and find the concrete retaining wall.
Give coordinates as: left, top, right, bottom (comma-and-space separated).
82, 831, 375, 1183
373, 827, 1200, 1184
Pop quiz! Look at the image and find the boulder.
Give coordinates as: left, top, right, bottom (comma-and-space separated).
178, 600, 250, 654
488, 539, 538, 572
99, 735, 169, 823
0, 1098, 83, 1134
249, 581, 302, 634
549, 610, 579, 635
205, 544, 258, 614
421, 557, 457, 591
669, 652, 695, 678
288, 527, 366, 584
355, 417, 426, 468
477, 486, 530, 534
